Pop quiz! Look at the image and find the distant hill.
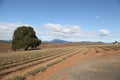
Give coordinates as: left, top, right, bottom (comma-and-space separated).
51, 39, 70, 43
43, 39, 70, 44
42, 39, 105, 44
0, 40, 11, 43
0, 39, 105, 44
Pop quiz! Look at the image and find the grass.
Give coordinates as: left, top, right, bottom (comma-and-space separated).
8, 75, 24, 80
26, 65, 47, 76
0, 48, 77, 76
47, 58, 64, 67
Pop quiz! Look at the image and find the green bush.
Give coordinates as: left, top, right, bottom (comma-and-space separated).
27, 65, 47, 76
9, 75, 24, 80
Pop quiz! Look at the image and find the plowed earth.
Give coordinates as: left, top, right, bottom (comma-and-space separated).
0, 44, 120, 80
26, 48, 120, 80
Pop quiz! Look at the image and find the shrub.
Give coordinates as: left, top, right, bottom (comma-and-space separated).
96, 50, 99, 53
47, 58, 63, 67
9, 75, 24, 80
26, 65, 47, 76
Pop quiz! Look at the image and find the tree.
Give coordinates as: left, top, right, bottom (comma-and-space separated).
12, 26, 41, 51
113, 41, 118, 44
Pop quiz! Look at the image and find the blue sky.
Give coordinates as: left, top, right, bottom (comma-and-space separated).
0, 0, 120, 42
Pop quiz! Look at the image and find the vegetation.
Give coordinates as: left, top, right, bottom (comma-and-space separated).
0, 44, 120, 80
9, 75, 24, 80
94, 47, 100, 53
0, 47, 82, 79
12, 26, 41, 51
26, 65, 47, 76
113, 41, 119, 44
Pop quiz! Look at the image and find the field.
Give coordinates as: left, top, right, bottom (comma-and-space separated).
0, 43, 120, 80
0, 42, 12, 53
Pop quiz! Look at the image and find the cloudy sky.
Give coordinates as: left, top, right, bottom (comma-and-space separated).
0, 0, 120, 42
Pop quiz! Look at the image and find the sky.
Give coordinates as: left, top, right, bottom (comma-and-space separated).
0, 0, 120, 42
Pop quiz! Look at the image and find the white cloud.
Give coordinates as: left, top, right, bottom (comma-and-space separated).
41, 23, 115, 42
0, 22, 28, 40
99, 29, 110, 36
96, 16, 100, 18
43, 23, 82, 34
42, 23, 94, 41
0, 22, 115, 42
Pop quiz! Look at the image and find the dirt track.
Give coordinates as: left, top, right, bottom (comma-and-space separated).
27, 49, 120, 80
50, 53, 120, 80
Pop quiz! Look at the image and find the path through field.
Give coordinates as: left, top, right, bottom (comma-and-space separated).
51, 53, 120, 80
28, 48, 120, 80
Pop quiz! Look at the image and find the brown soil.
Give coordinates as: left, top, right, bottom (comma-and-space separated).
1, 43, 120, 80
40, 43, 95, 49
0, 43, 12, 53
1, 47, 82, 80
0, 42, 103, 53
26, 48, 87, 80
26, 48, 120, 80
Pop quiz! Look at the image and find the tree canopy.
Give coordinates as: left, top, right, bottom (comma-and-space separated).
12, 26, 41, 51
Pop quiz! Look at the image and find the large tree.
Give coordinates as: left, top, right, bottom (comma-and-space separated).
12, 26, 41, 51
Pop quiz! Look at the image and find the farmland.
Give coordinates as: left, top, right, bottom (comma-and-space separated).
0, 44, 120, 80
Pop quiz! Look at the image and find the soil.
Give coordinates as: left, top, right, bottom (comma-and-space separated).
0, 42, 103, 53
26, 49, 120, 80
1, 47, 83, 80
1, 43, 120, 80
0, 43, 12, 53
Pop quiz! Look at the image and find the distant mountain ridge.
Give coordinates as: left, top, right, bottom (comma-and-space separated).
0, 39, 105, 44
42, 39, 105, 44
43, 39, 70, 44
51, 39, 70, 43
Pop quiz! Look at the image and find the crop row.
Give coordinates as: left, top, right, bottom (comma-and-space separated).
97, 46, 111, 51
0, 47, 75, 66
105, 45, 120, 50
0, 47, 82, 77
0, 49, 72, 70
83, 49, 90, 55
94, 47, 100, 53
0, 47, 76, 70
1, 47, 77, 72
3, 48, 84, 80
